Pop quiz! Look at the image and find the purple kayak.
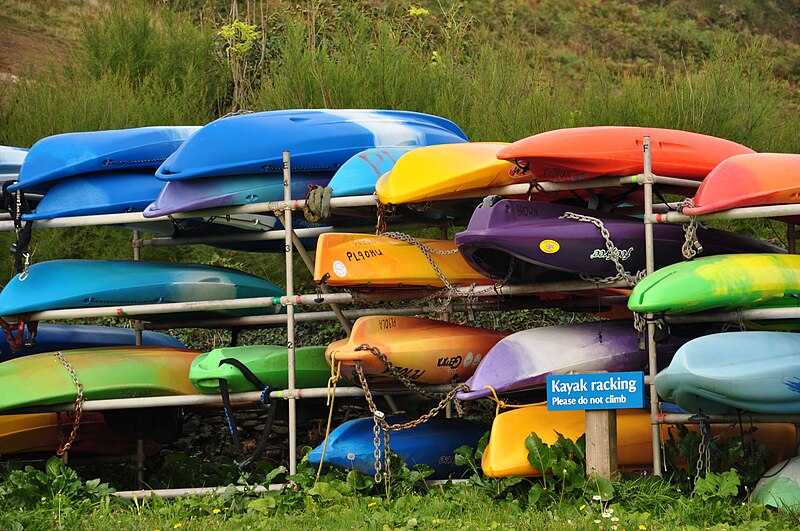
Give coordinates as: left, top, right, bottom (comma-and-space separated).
143, 171, 332, 217
455, 198, 783, 283
457, 320, 690, 401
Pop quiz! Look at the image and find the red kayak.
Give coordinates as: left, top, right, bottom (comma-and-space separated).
684, 153, 800, 215
497, 126, 754, 183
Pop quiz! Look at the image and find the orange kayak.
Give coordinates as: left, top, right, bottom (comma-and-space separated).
326, 316, 509, 386
684, 153, 800, 215
498, 126, 754, 183
482, 404, 797, 477
313, 233, 493, 289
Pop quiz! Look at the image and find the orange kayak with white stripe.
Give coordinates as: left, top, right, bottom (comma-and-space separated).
313, 232, 493, 289
326, 316, 509, 386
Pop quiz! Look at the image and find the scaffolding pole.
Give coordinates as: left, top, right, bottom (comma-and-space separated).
282, 152, 299, 475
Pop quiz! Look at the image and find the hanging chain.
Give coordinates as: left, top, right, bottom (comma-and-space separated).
560, 211, 646, 287
694, 421, 712, 483
19, 252, 30, 281
372, 410, 385, 483
55, 352, 84, 456
677, 199, 703, 260
354, 343, 451, 400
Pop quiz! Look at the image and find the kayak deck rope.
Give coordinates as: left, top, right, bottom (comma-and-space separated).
315, 359, 342, 483
482, 385, 542, 417
303, 185, 333, 223
54, 352, 84, 456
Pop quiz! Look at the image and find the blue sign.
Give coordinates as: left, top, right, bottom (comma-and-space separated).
546, 371, 644, 411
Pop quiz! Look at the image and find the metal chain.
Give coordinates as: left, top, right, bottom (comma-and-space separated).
560, 211, 646, 287
55, 352, 84, 456
354, 343, 451, 400
383, 232, 459, 291
694, 421, 712, 483
372, 411, 384, 483
677, 198, 703, 260
104, 157, 166, 166
376, 202, 389, 235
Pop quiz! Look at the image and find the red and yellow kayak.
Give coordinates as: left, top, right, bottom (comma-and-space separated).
326, 316, 509, 386
498, 126, 754, 183
684, 153, 800, 215
313, 233, 493, 289
0, 412, 156, 456
482, 404, 797, 477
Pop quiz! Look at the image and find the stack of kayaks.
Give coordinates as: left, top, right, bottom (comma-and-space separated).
10, 126, 199, 219
143, 109, 468, 218
325, 316, 508, 387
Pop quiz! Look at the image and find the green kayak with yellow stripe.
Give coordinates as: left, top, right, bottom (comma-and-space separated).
628, 254, 800, 315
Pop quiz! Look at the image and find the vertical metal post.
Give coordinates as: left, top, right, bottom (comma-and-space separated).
133, 230, 143, 347
283, 151, 298, 475
788, 224, 796, 254
642, 136, 662, 476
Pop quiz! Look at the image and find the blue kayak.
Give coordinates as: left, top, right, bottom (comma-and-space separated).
654, 331, 800, 414
329, 147, 419, 197
308, 416, 488, 479
0, 145, 28, 179
10, 126, 200, 192
155, 109, 469, 181
0, 260, 284, 320
24, 171, 166, 220
1, 324, 184, 360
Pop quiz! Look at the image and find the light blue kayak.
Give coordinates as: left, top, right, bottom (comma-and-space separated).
329, 147, 418, 197
0, 260, 284, 320
155, 109, 468, 181
24, 171, 166, 220
10, 126, 200, 192
308, 416, 488, 479
1, 324, 184, 360
0, 145, 28, 180
654, 331, 800, 414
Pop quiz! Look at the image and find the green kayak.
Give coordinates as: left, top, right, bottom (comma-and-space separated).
628, 253, 800, 315
0, 346, 200, 411
190, 345, 345, 393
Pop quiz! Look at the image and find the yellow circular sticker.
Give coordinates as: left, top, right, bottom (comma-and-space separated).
539, 239, 560, 254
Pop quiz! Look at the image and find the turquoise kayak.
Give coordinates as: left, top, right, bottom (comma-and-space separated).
0, 260, 284, 320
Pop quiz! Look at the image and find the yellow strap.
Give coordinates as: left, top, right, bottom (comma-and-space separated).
315, 358, 342, 483
483, 385, 544, 416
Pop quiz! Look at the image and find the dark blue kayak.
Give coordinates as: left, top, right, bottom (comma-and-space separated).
0, 260, 284, 320
308, 416, 488, 479
0, 324, 184, 360
155, 109, 468, 181
10, 126, 200, 192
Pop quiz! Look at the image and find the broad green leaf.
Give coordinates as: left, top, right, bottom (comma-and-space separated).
525, 432, 555, 476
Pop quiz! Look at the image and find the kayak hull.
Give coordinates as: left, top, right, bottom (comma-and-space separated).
497, 126, 754, 183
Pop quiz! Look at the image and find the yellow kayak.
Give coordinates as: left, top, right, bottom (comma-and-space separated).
375, 143, 519, 204
481, 404, 797, 477
313, 232, 493, 289
326, 316, 509, 386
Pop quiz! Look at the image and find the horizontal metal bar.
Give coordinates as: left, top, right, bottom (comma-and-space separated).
140, 225, 335, 247
114, 479, 470, 499
1, 385, 457, 414
665, 306, 800, 324
648, 203, 800, 224
658, 413, 800, 424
